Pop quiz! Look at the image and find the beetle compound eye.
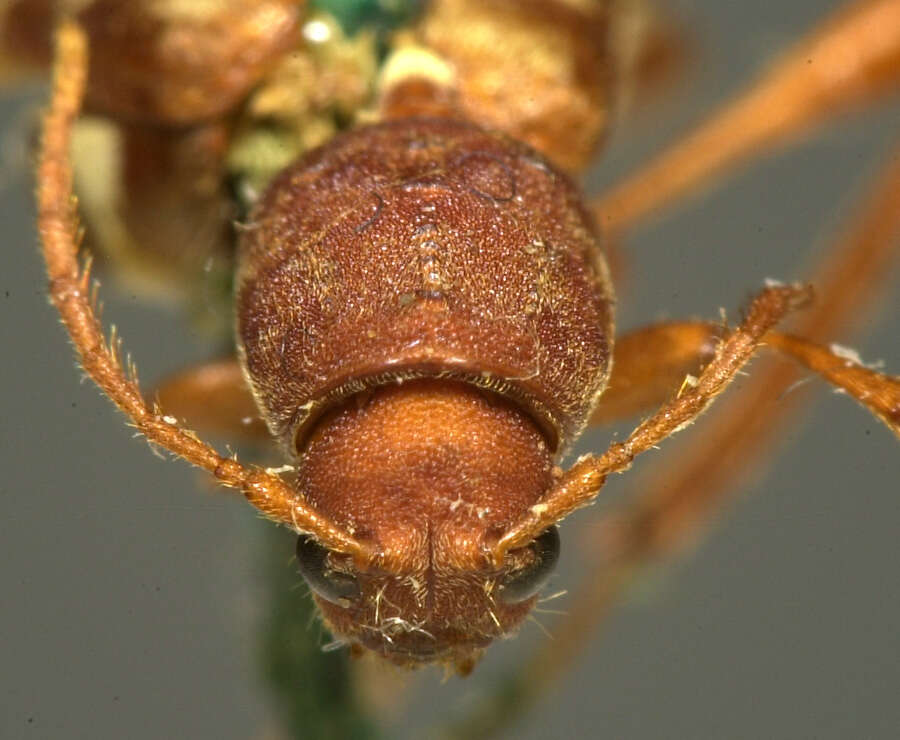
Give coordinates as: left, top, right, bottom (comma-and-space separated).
497, 526, 560, 604
295, 535, 361, 605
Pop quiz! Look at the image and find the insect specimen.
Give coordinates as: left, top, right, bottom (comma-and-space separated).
5, 0, 900, 736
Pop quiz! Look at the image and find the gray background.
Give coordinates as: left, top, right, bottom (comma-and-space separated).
2, 1, 898, 738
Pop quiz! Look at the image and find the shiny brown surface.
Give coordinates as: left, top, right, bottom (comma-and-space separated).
237, 118, 614, 454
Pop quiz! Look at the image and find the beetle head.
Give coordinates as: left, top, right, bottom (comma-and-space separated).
293, 379, 559, 672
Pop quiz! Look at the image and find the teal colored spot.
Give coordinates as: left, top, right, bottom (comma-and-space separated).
311, 0, 425, 35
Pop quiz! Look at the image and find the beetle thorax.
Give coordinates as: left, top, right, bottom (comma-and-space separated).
235, 118, 615, 456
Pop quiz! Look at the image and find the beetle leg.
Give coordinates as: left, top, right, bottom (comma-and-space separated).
154, 357, 270, 443
593, 322, 900, 437
592, 0, 900, 235
590, 321, 725, 425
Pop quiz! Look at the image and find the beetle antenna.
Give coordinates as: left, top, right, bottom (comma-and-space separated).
37, 20, 367, 559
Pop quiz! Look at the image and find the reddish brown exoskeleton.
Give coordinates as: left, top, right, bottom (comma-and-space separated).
237, 117, 614, 667
23, 0, 900, 678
